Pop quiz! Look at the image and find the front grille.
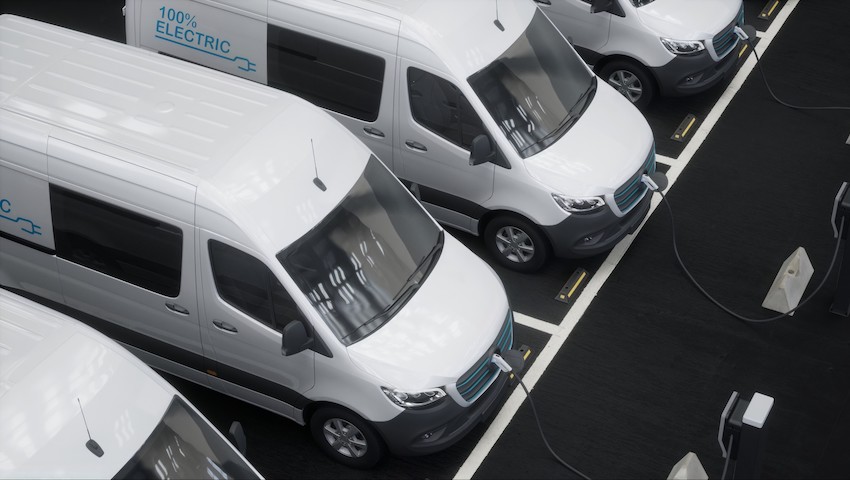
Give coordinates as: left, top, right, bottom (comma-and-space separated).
713, 5, 744, 58
455, 312, 513, 403
614, 145, 656, 214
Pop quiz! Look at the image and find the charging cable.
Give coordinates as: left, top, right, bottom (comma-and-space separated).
734, 26, 850, 111
491, 354, 592, 480
642, 174, 846, 324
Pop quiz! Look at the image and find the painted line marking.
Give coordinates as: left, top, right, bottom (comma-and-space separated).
513, 312, 559, 336
454, 1, 799, 478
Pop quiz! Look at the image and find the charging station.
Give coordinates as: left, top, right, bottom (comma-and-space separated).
829, 182, 850, 316
718, 391, 774, 479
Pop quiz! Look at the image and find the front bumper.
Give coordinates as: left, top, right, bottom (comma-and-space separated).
372, 348, 525, 457
652, 44, 741, 97
543, 190, 653, 259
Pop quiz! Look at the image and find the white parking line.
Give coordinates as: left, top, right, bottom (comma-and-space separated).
513, 311, 560, 336
454, 2, 799, 478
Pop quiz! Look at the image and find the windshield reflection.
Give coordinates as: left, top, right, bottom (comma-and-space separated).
469, 9, 594, 158
115, 397, 258, 479
279, 156, 442, 345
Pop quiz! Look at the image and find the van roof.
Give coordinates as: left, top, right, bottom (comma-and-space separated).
0, 290, 177, 477
0, 14, 370, 254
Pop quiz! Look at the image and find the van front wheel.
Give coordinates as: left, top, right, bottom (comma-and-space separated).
310, 406, 385, 468
484, 216, 550, 273
599, 60, 656, 109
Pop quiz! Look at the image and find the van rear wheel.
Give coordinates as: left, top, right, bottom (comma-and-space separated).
484, 215, 550, 273
599, 60, 656, 109
310, 406, 385, 468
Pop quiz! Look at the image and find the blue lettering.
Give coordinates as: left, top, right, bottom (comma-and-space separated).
0, 199, 10, 213
184, 29, 194, 43
156, 20, 166, 34
220, 40, 230, 54
204, 35, 214, 50
174, 25, 184, 41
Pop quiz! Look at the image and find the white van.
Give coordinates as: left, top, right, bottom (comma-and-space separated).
536, 0, 747, 108
124, 0, 661, 272
0, 289, 262, 479
0, 14, 522, 468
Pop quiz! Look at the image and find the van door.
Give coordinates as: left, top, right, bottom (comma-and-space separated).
397, 62, 495, 230
198, 234, 315, 412
46, 139, 205, 372
265, 3, 399, 169
536, 0, 612, 55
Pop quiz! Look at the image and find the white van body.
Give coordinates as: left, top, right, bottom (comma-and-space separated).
0, 14, 520, 467
536, 0, 746, 107
0, 289, 262, 479
124, 0, 660, 272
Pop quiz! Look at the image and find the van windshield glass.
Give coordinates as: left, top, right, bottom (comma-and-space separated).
468, 9, 596, 159
114, 396, 258, 479
278, 155, 442, 346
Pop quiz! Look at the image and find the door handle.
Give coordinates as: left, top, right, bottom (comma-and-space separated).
405, 140, 428, 152
213, 320, 238, 334
165, 302, 190, 315
363, 126, 385, 138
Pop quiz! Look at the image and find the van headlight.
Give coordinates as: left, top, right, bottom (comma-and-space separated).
660, 38, 705, 56
552, 193, 605, 214
381, 386, 446, 409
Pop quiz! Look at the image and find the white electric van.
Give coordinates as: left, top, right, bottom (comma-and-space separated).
0, 289, 262, 479
124, 0, 660, 272
0, 14, 522, 468
536, 0, 747, 108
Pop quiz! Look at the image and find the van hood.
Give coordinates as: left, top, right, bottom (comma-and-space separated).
523, 83, 654, 197
635, 0, 742, 40
346, 234, 510, 391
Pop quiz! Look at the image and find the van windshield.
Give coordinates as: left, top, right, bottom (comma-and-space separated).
468, 9, 596, 159
278, 155, 442, 346
115, 396, 258, 479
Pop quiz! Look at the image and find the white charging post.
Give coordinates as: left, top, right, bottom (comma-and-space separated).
719, 391, 775, 479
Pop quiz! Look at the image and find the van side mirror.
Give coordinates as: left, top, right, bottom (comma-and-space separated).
281, 320, 314, 356
590, 0, 625, 16
228, 421, 247, 455
469, 134, 495, 166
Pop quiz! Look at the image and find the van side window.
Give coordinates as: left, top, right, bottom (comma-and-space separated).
49, 185, 182, 297
408, 67, 486, 150
267, 24, 384, 122
208, 240, 304, 332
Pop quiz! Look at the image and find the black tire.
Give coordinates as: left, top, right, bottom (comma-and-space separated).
483, 215, 550, 273
598, 60, 656, 109
309, 406, 385, 469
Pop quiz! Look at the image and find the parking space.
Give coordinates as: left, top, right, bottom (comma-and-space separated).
5, 0, 835, 479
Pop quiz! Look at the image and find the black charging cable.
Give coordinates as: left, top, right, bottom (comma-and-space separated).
738, 30, 850, 111
655, 187, 845, 324
490, 354, 591, 479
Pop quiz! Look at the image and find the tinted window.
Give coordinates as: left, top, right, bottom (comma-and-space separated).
209, 240, 303, 332
468, 9, 595, 158
267, 24, 384, 121
116, 396, 259, 480
50, 185, 182, 297
408, 68, 485, 149
279, 155, 442, 345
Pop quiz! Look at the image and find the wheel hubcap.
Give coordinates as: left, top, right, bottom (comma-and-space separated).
608, 70, 642, 103
495, 226, 534, 263
323, 418, 367, 458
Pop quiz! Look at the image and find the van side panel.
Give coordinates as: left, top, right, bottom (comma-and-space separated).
0, 115, 63, 304
46, 138, 205, 370
134, 0, 268, 84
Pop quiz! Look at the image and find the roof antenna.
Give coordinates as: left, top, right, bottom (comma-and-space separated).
494, 0, 504, 31
78, 398, 104, 457
311, 139, 326, 192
